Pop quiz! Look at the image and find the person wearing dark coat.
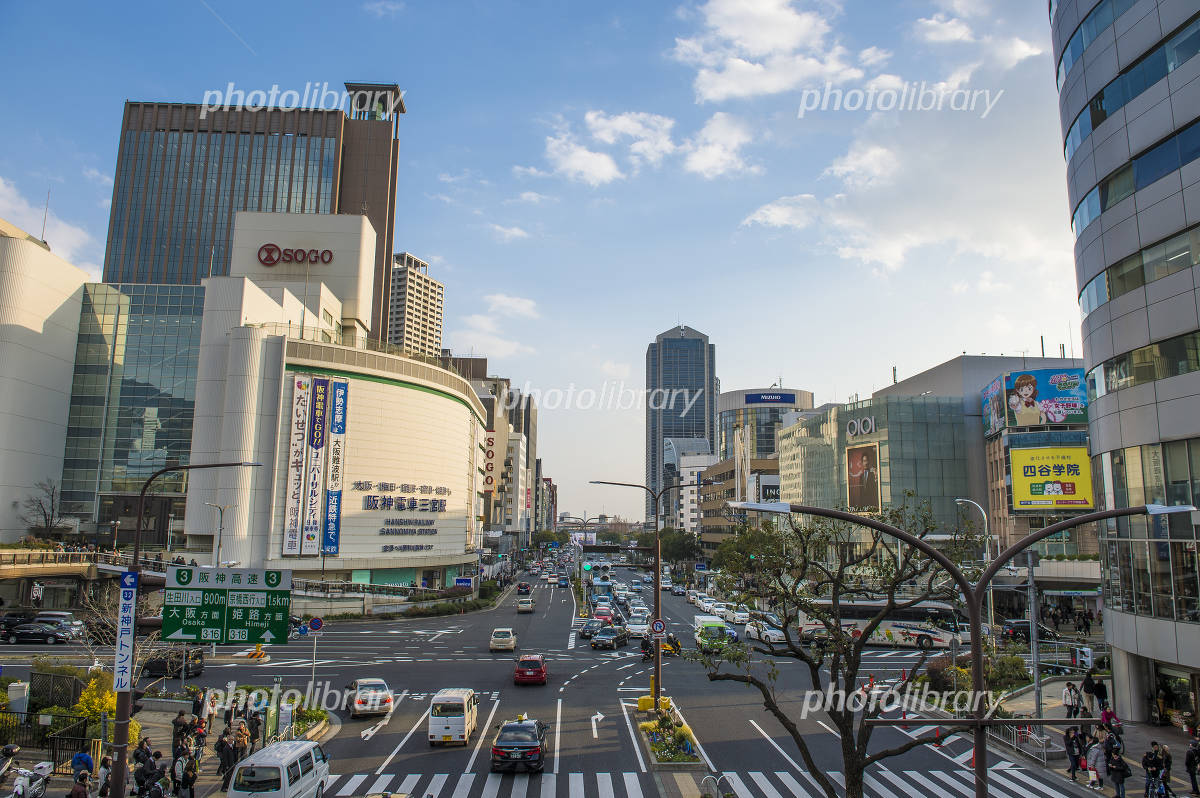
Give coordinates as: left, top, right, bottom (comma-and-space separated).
1064, 727, 1085, 782
1094, 678, 1110, 711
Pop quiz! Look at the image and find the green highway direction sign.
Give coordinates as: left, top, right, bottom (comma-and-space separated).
163, 566, 292, 646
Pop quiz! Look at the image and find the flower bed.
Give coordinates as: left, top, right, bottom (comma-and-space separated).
637, 712, 702, 765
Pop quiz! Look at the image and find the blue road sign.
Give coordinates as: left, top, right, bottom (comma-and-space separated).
695, 563, 707, 571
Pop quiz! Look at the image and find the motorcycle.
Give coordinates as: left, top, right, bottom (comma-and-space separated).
11, 760, 51, 798
662, 637, 683, 657
287, 615, 305, 640
0, 744, 19, 786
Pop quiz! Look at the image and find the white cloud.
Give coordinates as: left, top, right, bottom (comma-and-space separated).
449, 315, 534, 359
683, 113, 761, 179
543, 132, 624, 186
742, 194, 821, 229
512, 165, 549, 179
0, 176, 96, 271
934, 0, 990, 16
859, 46, 891, 68
437, 171, 468, 184
363, 0, 404, 17
584, 111, 677, 170
672, 0, 862, 102
914, 14, 975, 43
823, 143, 898, 189
488, 223, 530, 242
508, 191, 552, 204
83, 167, 113, 187
988, 37, 1043, 69
600, 360, 631, 379
485, 293, 540, 319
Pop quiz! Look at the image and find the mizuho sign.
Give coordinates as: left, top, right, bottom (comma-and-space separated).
846, 416, 876, 437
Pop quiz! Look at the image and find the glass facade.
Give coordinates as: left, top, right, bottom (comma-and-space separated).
776, 396, 969, 530
718, 406, 794, 460
60, 284, 204, 526
1079, 224, 1200, 318
106, 127, 338, 284
1094, 440, 1200, 623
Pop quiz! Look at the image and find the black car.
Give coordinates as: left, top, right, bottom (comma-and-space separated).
1002, 619, 1061, 642
489, 717, 550, 773
671, 585, 687, 596
143, 647, 205, 677
591, 626, 629, 649
577, 619, 606, 639
516, 582, 532, 595
7, 623, 71, 645
0, 613, 35, 632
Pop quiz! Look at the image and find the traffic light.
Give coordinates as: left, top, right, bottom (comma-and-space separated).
583, 563, 593, 571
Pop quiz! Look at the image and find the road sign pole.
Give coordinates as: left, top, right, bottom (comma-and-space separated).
310, 630, 317, 692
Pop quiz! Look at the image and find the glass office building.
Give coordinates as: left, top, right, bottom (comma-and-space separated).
717, 388, 814, 460
60, 284, 204, 544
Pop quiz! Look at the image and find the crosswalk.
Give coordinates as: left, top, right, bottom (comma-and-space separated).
320, 765, 1068, 798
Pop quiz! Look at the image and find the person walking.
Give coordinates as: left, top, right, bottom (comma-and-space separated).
171, 711, 189, 751
216, 731, 237, 791
1164, 744, 1180, 797
1065, 727, 1085, 782
1095, 677, 1111, 712
1087, 734, 1108, 790
71, 745, 94, 783
1111, 751, 1134, 798
95, 756, 111, 798
178, 753, 197, 798
1185, 738, 1199, 796
1083, 670, 1098, 716
1064, 682, 1083, 719
246, 711, 261, 755
69, 772, 89, 798
1145, 743, 1166, 797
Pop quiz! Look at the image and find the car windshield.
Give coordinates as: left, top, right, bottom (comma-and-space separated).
492, 630, 512, 638
431, 702, 464, 717
518, 658, 542, 668
498, 725, 538, 743
596, 628, 615, 636
233, 767, 281, 792
357, 681, 387, 692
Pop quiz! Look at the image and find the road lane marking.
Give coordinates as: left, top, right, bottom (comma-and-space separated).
927, 771, 975, 797
361, 689, 404, 740
480, 773, 502, 798
553, 698, 562, 773
569, 772, 584, 795
452, 773, 475, 796
873, 769, 917, 797
989, 770, 1039, 797
622, 772, 643, 798
596, 772, 615, 798
365, 775, 392, 793
618, 700, 647, 773
465, 694, 502, 773
747, 720, 803, 771
999, 767, 1063, 793
335, 775, 366, 795
903, 770, 957, 795
510, 773, 529, 798
395, 774, 420, 795
721, 772, 754, 798
668, 700, 714, 772
374, 708, 429, 773
773, 771, 811, 796
748, 772, 785, 798
423, 773, 448, 796
817, 720, 841, 738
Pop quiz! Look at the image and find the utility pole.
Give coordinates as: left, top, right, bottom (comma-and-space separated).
1027, 550, 1042, 719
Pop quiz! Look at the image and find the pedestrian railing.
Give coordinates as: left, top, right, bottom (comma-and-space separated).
955, 709, 1051, 763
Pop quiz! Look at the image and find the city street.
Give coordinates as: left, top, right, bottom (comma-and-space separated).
89, 566, 1084, 798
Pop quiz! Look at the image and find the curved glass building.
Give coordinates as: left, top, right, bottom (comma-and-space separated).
1052, 0, 1200, 723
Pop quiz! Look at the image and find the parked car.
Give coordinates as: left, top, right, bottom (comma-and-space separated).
686, 590, 699, 604
489, 716, 549, 773
513, 654, 548, 686
143, 646, 205, 677
591, 626, 629, 650
6, 622, 71, 645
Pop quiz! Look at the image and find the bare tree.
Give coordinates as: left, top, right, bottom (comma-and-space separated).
19, 479, 67, 534
696, 496, 980, 798
76, 582, 162, 682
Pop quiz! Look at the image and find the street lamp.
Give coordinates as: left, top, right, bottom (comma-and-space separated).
109, 461, 261, 798
954, 498, 996, 652
204, 503, 235, 570
726, 499, 1194, 798
590, 481, 685, 710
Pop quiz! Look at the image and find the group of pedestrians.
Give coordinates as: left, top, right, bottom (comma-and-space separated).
69, 746, 110, 798
215, 700, 261, 790
1065, 728, 1200, 796
1039, 602, 1098, 635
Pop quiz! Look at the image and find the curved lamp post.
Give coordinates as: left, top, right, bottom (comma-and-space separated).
590, 480, 685, 710
726, 499, 1194, 798
109, 461, 261, 798
954, 498, 996, 653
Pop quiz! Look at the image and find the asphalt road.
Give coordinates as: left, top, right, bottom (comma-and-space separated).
10, 566, 1092, 798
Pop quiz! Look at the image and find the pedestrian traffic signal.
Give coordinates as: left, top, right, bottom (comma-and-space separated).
583, 563, 592, 571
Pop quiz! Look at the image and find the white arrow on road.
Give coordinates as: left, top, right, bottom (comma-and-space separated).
166, 629, 195, 641
261, 630, 275, 643
361, 690, 405, 741
591, 711, 604, 739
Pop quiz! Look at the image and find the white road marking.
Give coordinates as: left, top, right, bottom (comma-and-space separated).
335, 775, 366, 795
452, 774, 475, 796
539, 773, 556, 798
510, 773, 529, 798
423, 773, 448, 796
464, 694, 502, 773
928, 770, 976, 797
773, 771, 811, 797
480, 773, 502, 798
569, 772, 584, 795
747, 719, 802, 771
395, 774, 420, 795
622, 772, 643, 798
874, 769, 923, 797
748, 771, 785, 798
617, 700, 647, 773
721, 772, 754, 798
374, 708, 429, 773
596, 772, 615, 798
553, 698, 562, 773
365, 775, 392, 793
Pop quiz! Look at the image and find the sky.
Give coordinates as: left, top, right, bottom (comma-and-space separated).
0, 0, 1079, 521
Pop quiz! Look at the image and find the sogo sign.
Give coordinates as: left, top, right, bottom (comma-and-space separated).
258, 243, 334, 266
483, 432, 499, 492
846, 416, 877, 437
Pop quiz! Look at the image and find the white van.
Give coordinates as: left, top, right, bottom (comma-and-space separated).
428, 688, 479, 746
227, 740, 330, 798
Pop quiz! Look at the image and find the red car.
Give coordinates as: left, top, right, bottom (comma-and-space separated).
593, 606, 615, 622
513, 654, 548, 685
517, 582, 532, 595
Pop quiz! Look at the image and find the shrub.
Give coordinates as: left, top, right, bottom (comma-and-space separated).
987, 655, 1031, 692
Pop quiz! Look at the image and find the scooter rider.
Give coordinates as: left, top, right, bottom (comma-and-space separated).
640, 636, 653, 662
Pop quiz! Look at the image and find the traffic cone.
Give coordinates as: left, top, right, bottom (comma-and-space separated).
932, 728, 942, 747
901, 669, 907, 681
901, 710, 909, 730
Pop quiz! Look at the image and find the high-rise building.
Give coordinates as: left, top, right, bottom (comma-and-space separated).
102, 83, 404, 339
1051, 1, 1200, 720
645, 325, 717, 521
717, 387, 814, 460
387, 252, 444, 358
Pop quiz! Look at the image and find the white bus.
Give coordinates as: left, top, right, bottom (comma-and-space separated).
796, 599, 971, 650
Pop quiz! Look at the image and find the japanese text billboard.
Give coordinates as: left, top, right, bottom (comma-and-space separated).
1010, 446, 1094, 509
323, 380, 348, 555
282, 375, 311, 555
1005, 369, 1088, 427
301, 378, 329, 555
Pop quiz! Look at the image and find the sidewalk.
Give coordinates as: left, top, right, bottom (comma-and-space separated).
1004, 680, 1198, 789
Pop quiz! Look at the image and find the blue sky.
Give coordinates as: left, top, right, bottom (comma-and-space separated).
0, 0, 1076, 520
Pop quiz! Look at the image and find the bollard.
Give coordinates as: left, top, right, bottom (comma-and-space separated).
932, 728, 943, 747
901, 710, 909, 730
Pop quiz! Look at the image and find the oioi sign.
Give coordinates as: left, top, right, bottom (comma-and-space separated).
162, 567, 292, 645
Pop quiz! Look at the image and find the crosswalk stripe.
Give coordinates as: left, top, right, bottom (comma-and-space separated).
909, 725, 938, 736
748, 771, 784, 798
997, 767, 1066, 796
395, 774, 421, 795
480, 772, 502, 798
539, 773, 556, 798
569, 772, 585, 796
928, 770, 975, 797
335, 775, 366, 795
510, 773, 530, 798
365, 775, 392, 793
424, 773, 448, 796
772, 771, 811, 797
827, 771, 845, 788
453, 774, 476, 796
950, 748, 974, 765
721, 772, 755, 798
597, 772, 615, 798
622, 772, 643, 798
874, 769, 923, 797
989, 769, 1042, 797
901, 770, 954, 795
796, 769, 827, 794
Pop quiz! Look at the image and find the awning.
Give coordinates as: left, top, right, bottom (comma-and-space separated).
1042, 588, 1100, 596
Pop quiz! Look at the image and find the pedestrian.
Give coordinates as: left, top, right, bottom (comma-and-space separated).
96, 756, 111, 798
171, 751, 185, 797
234, 721, 250, 761
69, 772, 89, 798
247, 712, 261, 754
1087, 734, 1107, 790
1082, 614, 1092, 635
223, 701, 234, 731
1083, 669, 1098, 716
71, 745, 94, 783
1102, 705, 1124, 742
216, 731, 237, 791
1065, 727, 1085, 782
178, 753, 198, 798
1186, 738, 1199, 796
1110, 751, 1133, 798
192, 718, 207, 759
171, 711, 189, 749
133, 738, 152, 769
1145, 743, 1166, 797
1165, 744, 1179, 796
1095, 677, 1110, 712
1063, 682, 1083, 719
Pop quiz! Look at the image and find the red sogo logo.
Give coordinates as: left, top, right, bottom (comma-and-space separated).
257, 243, 333, 266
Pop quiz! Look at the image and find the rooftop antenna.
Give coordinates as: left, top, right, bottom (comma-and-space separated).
1068, 322, 1075, 358
40, 187, 50, 240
